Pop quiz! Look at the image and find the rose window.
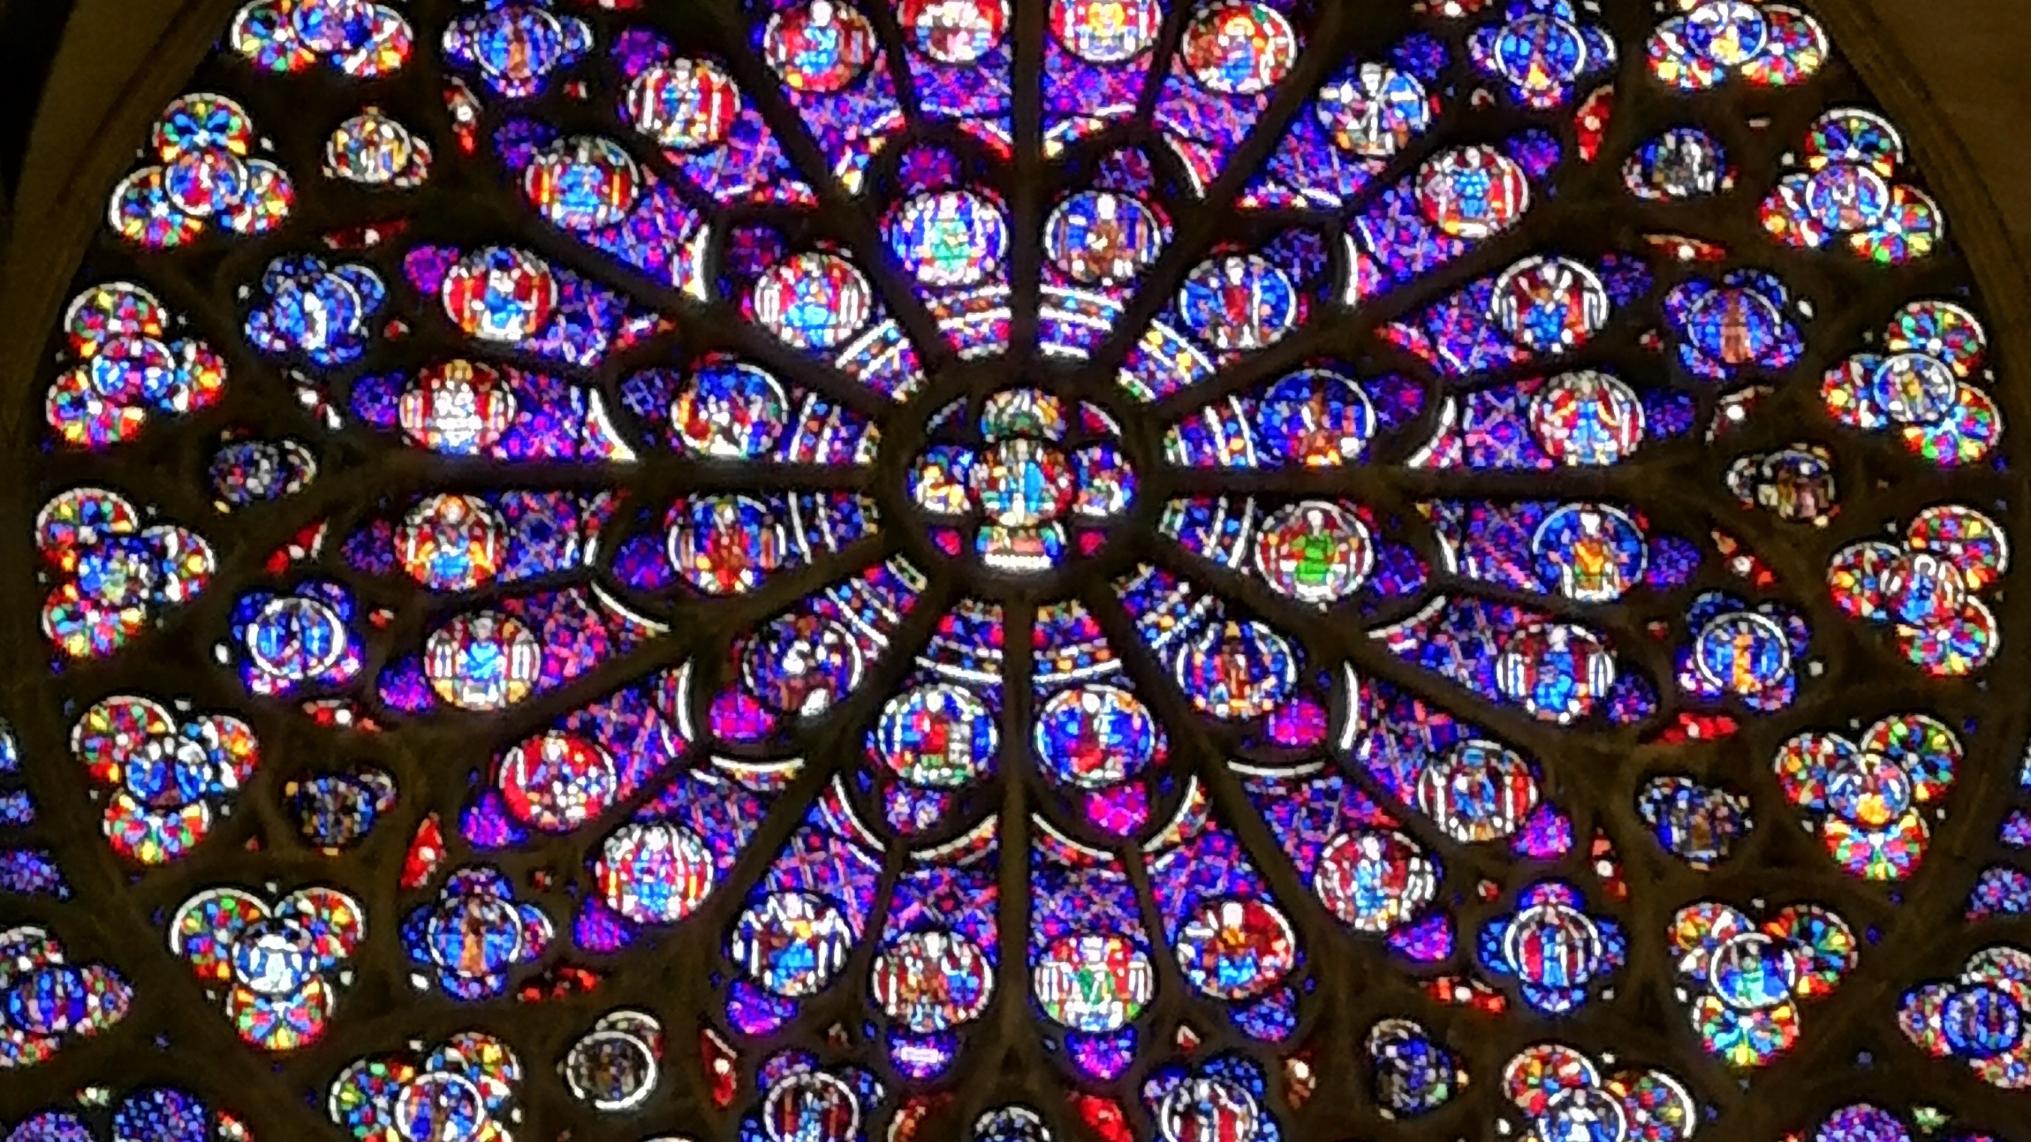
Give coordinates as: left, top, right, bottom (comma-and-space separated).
4, 2, 2031, 1142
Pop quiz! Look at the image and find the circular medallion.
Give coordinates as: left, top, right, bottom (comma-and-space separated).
1045, 190, 1165, 285
671, 360, 790, 458
1175, 898, 1297, 1000
1252, 501, 1374, 605
1157, 1077, 1261, 1142
441, 247, 557, 343
595, 823, 716, 924
561, 1029, 657, 1111
1532, 370, 1645, 464
668, 494, 787, 596
763, 2, 878, 93
397, 494, 503, 592
1032, 933, 1155, 1032
751, 252, 873, 350
1050, 0, 1162, 63
245, 596, 349, 682
1034, 686, 1160, 788
498, 732, 616, 832
399, 360, 517, 454
1178, 254, 1298, 352
424, 611, 541, 710
869, 929, 995, 1032
742, 614, 865, 715
1496, 622, 1617, 723
731, 891, 856, 997
901, 0, 1010, 63
1315, 829, 1438, 932
524, 136, 641, 232
761, 1070, 860, 1142
886, 189, 1009, 287
1181, 3, 1297, 95
1318, 63, 1431, 157
1417, 739, 1540, 843
1418, 146, 1530, 238
627, 59, 741, 150
970, 439, 1075, 527
873, 684, 998, 788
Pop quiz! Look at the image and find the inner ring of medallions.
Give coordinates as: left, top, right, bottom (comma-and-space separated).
878, 361, 1157, 603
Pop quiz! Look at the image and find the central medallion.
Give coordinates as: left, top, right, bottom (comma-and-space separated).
906, 387, 1136, 578
971, 437, 1076, 528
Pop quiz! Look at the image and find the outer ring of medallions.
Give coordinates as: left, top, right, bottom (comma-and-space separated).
872, 353, 1171, 608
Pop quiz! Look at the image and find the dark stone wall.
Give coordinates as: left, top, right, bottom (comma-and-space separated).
0, 0, 75, 200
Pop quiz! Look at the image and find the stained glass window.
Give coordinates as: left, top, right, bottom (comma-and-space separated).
4, 0, 2029, 1139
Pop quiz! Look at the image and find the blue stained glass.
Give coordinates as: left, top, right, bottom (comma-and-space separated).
15, 0, 2031, 1133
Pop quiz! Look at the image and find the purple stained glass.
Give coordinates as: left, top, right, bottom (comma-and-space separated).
7, 0, 2028, 1138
